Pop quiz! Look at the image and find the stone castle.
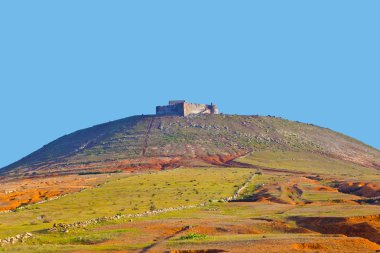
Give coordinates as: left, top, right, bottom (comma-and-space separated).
156, 100, 219, 117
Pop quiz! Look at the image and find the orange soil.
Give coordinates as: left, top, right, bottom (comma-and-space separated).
167, 237, 380, 253
294, 214, 380, 244
251, 178, 307, 205
0, 174, 108, 211
200, 154, 242, 166
93, 217, 314, 252
339, 181, 380, 198
292, 242, 326, 249
312, 186, 337, 192
56, 200, 380, 252
12, 155, 244, 178
0, 154, 241, 212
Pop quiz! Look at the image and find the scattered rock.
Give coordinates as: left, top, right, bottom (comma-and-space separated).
0, 232, 33, 246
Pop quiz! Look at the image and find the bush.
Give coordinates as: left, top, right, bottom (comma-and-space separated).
72, 235, 111, 245
178, 233, 207, 240
43, 218, 52, 223
149, 203, 157, 211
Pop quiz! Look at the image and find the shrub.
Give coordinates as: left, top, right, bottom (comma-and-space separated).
43, 218, 52, 223
178, 233, 207, 240
149, 203, 157, 211
72, 235, 111, 245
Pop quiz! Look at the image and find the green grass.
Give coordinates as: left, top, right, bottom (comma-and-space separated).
238, 151, 380, 181
0, 167, 253, 238
297, 181, 360, 202
178, 233, 207, 240
3, 191, 380, 252
2, 151, 380, 252
0, 243, 152, 253
301, 190, 358, 202
283, 203, 380, 218
168, 233, 344, 246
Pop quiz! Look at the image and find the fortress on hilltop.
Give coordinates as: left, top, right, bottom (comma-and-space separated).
156, 100, 219, 117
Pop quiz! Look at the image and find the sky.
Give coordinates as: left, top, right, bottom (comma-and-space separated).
0, 1, 379, 168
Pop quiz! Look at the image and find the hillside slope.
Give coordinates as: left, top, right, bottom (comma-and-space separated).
1, 114, 380, 177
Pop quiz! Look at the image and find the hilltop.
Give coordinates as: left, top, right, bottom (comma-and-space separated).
2, 114, 380, 178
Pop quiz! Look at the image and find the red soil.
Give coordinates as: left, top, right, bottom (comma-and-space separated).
339, 181, 380, 198
294, 214, 380, 244
168, 237, 380, 253
200, 154, 242, 166
0, 174, 108, 211
312, 186, 337, 192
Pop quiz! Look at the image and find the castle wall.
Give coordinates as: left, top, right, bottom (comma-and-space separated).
183, 103, 211, 116
156, 103, 184, 116
156, 101, 219, 116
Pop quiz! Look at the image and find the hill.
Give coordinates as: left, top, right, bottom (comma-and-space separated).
1, 114, 380, 252
1, 114, 380, 177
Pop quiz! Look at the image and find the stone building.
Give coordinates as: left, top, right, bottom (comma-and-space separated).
156, 100, 219, 116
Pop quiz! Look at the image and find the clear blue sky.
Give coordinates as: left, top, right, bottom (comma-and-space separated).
1, 1, 379, 168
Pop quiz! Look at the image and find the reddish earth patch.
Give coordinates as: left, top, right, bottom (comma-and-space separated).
248, 179, 306, 205
95, 219, 187, 249
0, 154, 238, 211
339, 181, 380, 198
6, 155, 244, 178
200, 154, 242, 166
189, 224, 260, 236
312, 186, 337, 192
293, 214, 380, 244
169, 250, 226, 253
292, 242, 326, 250
166, 237, 380, 253
0, 174, 108, 211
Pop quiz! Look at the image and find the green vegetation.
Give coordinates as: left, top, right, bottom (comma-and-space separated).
178, 233, 207, 240
0, 167, 252, 238
170, 233, 340, 245
2, 164, 380, 252
238, 151, 380, 181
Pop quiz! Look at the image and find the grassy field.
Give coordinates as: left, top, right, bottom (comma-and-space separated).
0, 167, 253, 239
2, 153, 380, 252
4, 200, 380, 252
238, 151, 380, 181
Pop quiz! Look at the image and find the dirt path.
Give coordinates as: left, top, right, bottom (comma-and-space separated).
142, 117, 155, 156
139, 225, 191, 253
225, 160, 307, 175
